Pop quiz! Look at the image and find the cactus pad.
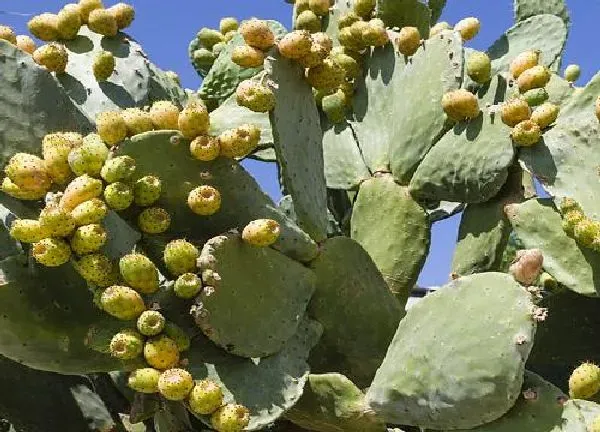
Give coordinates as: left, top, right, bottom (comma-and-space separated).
375, 0, 431, 37
514, 0, 570, 27
322, 121, 370, 189
552, 399, 600, 431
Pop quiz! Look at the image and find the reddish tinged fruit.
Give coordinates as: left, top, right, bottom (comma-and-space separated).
278, 30, 312, 60
242, 219, 281, 247
119, 253, 160, 294
211, 404, 251, 432
1, 177, 47, 201
42, 133, 76, 185
188, 185, 222, 216
109, 329, 144, 360
70, 223, 107, 255
32, 238, 72, 267
235, 80, 276, 113
239, 19, 274, 50
500, 98, 531, 127
517, 65, 551, 93
144, 335, 180, 370
137, 207, 171, 234
100, 285, 146, 320
128, 368, 161, 394
509, 249, 543, 286
510, 50, 540, 79
16, 35, 37, 54
595, 96, 600, 122
137, 310, 166, 336
163, 239, 199, 276
190, 136, 221, 162
441, 89, 480, 121
158, 368, 194, 401
231, 45, 265, 68
189, 380, 224, 415
73, 253, 115, 287
396, 26, 420, 56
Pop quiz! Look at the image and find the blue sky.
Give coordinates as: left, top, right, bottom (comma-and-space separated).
2, 1, 598, 287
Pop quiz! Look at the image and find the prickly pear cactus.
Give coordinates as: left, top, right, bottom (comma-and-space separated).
1, 0, 599, 431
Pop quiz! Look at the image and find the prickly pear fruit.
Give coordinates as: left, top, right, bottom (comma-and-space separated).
522, 88, 549, 107
144, 335, 180, 370
178, 101, 210, 139
337, 11, 360, 29
295, 10, 321, 34
219, 17, 238, 34
108, 3, 135, 30
211, 404, 250, 432
79, 0, 104, 23
119, 253, 159, 294
239, 19, 274, 50
70, 224, 107, 255
231, 45, 265, 68
32, 238, 71, 267
218, 124, 261, 158
5, 153, 51, 192
531, 103, 559, 129
500, 98, 531, 127
564, 64, 581, 83
1, 177, 46, 200
16, 35, 36, 54
511, 119, 541, 147
454, 17, 480, 41
68, 137, 109, 177
93, 50, 115, 81
337, 22, 366, 52
133, 175, 161, 206
311, 31, 333, 51
189, 380, 224, 415
466, 51, 491, 84
188, 185, 221, 216
163, 322, 191, 352
137, 207, 171, 234
33, 43, 69, 73
190, 136, 221, 162
517, 65, 551, 93
0, 25, 17, 44
87, 8, 118, 37
71, 198, 108, 226
137, 310, 166, 336
103, 182, 134, 211
235, 80, 275, 113
309, 0, 330, 15
326, 49, 357, 79
96, 111, 128, 146
562, 210, 584, 237
100, 156, 136, 183
110, 329, 144, 360
122, 108, 154, 136
163, 239, 199, 276
42, 133, 75, 185
429, 21, 451, 38
149, 101, 180, 130
595, 96, 600, 122
73, 253, 115, 286
560, 197, 582, 216
242, 219, 281, 247
39, 205, 76, 237
509, 249, 543, 286
396, 26, 421, 56
27, 13, 59, 42
128, 368, 161, 394
362, 19, 388, 47
306, 58, 345, 91
192, 48, 216, 68
441, 89, 480, 121
157, 368, 194, 401
56, 4, 82, 40
353, 0, 375, 18
9, 220, 49, 243
173, 273, 202, 299
509, 50, 540, 79
322, 90, 347, 123
197, 28, 225, 50
278, 30, 312, 59
101, 285, 146, 320
569, 362, 600, 399
574, 219, 600, 249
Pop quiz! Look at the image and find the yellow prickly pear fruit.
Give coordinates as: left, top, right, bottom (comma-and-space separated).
5, 153, 51, 192
78, 0, 104, 24
466, 51, 491, 84
93, 50, 115, 81
298, 33, 332, 68
362, 18, 388, 47
531, 103, 559, 129
219, 17, 239, 35
509, 249, 543, 286
137, 207, 171, 234
242, 219, 281, 247
32, 238, 72, 267
189, 380, 224, 415
211, 404, 250, 432
9, 219, 50, 243
42, 133, 76, 185
100, 285, 146, 320
128, 368, 161, 394
163, 239, 199, 276
60, 174, 103, 212
454, 17, 480, 41
96, 111, 127, 146
517, 65, 551, 93
353, 0, 375, 18
562, 210, 584, 237
137, 310, 165, 336
563, 64, 581, 83
295, 10, 321, 34
149, 101, 180, 130
108, 3, 135, 30
429, 21, 451, 38
71, 198, 108, 226
178, 101, 210, 139
278, 30, 312, 60
309, 0, 330, 16
441, 89, 480, 122
569, 362, 600, 399
87, 9, 118, 37
121, 108, 154, 136
39, 204, 76, 237
500, 98, 531, 127
1, 177, 47, 201
57, 4, 82, 40
231, 45, 265, 68
511, 119, 541, 147
239, 19, 275, 50
337, 11, 360, 30
28, 13, 59, 42
396, 26, 421, 56
144, 335, 180, 370
119, 253, 159, 294
158, 368, 194, 401
16, 35, 36, 54
33, 43, 69, 74
70, 223, 107, 255
187, 185, 221, 216
109, 329, 144, 360
72, 253, 115, 286
235, 80, 275, 113
219, 123, 261, 158
0, 25, 17, 44
190, 135, 221, 161
306, 57, 345, 91
574, 219, 600, 249
509, 50, 540, 79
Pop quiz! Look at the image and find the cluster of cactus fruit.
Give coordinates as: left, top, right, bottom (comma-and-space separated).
2, 0, 600, 431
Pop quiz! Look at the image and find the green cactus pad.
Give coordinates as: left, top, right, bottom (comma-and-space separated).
278, 195, 341, 237
429, 0, 447, 23
114, 130, 318, 262
187, 318, 323, 431
519, 73, 600, 220
188, 34, 213, 78
375, 0, 431, 38
268, 54, 328, 241
366, 272, 537, 429
102, 211, 141, 260
146, 62, 187, 107
514, 0, 570, 27
323, 0, 353, 44
545, 73, 575, 105
551, 399, 600, 431
487, 14, 567, 75
286, 374, 386, 432
0, 40, 92, 167
195, 234, 316, 358
308, 237, 403, 387
351, 175, 430, 306
505, 198, 600, 296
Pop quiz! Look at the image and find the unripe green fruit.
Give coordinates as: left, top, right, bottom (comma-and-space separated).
441, 89, 480, 121
27, 13, 59, 42
561, 210, 584, 237
211, 404, 250, 432
353, 0, 375, 18
68, 137, 109, 177
569, 362, 600, 399
79, 0, 104, 24
110, 329, 144, 360
278, 30, 312, 60
511, 119, 541, 147
122, 108, 154, 136
522, 88, 549, 107
10, 219, 50, 243
128, 368, 161, 394
219, 17, 239, 35
42, 133, 76, 185
178, 101, 210, 139
71, 198, 108, 226
5, 153, 52, 192
109, 3, 135, 30
231, 45, 264, 68
93, 50, 115, 81
163, 239, 199, 276
198, 28, 225, 50
235, 80, 275, 113
103, 182, 134, 211
190, 135, 221, 161
454, 17, 480, 41
322, 90, 347, 123
87, 9, 118, 37
101, 155, 136, 183
119, 253, 159, 294
517, 65, 551, 93
137, 207, 171, 234
338, 25, 364, 53
96, 111, 127, 146
564, 64, 581, 83
134, 175, 162, 206
144, 335, 180, 370
149, 101, 180, 130
295, 10, 321, 34
309, 0, 330, 16
189, 380, 224, 415
429, 21, 451, 38
396, 26, 420, 56
32, 238, 71, 267
70, 223, 107, 255
531, 103, 559, 129
39, 205, 76, 237
188, 185, 222, 216
16, 35, 37, 54
239, 19, 275, 50
137, 310, 165, 336
500, 98, 531, 127
338, 81, 355, 106
163, 322, 191, 352
466, 51, 491, 84
173, 273, 202, 299
306, 58, 345, 91
509, 50, 540, 79
574, 219, 600, 249
1, 177, 47, 201
242, 219, 281, 247
298, 41, 330, 68
158, 368, 194, 401
0, 25, 17, 45
56, 4, 82, 40
337, 11, 360, 29
101, 285, 146, 320
73, 253, 115, 286
193, 48, 216, 68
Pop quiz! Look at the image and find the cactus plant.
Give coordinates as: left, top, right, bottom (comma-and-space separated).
0, 0, 599, 431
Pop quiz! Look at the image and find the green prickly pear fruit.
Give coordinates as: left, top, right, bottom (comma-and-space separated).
309, 0, 330, 15
137, 310, 166, 336
73, 253, 116, 286
218, 123, 261, 158
39, 204, 76, 237
295, 10, 321, 34
441, 89, 480, 122
322, 90, 347, 123
71, 198, 108, 226
569, 362, 600, 399
16, 35, 37, 54
454, 17, 480, 41
79, 0, 104, 24
42, 133, 75, 185
466, 51, 491, 84
121, 108, 154, 136
1, 177, 46, 201
192, 48, 216, 68
5, 153, 52, 192
306, 58, 345, 91
9, 219, 50, 243
564, 64, 581, 83
509, 249, 543, 286
157, 368, 194, 401
187, 185, 221, 216
101, 285, 146, 320
178, 101, 210, 139
509, 50, 540, 79
32, 238, 71, 267
163, 239, 199, 276
396, 26, 421, 56
219, 17, 239, 34
109, 329, 144, 360
87, 8, 118, 37
134, 175, 161, 206
27, 13, 59, 42
56, 4, 82, 40
197, 28, 225, 50
338, 25, 364, 53
33, 43, 69, 73
93, 50, 115, 81
362, 19, 388, 47
573, 219, 600, 249
211, 404, 250, 432
522, 88, 549, 107
149, 101, 180, 130
190, 135, 221, 162
103, 182, 134, 211
189, 380, 224, 415
119, 253, 159, 294
108, 3, 135, 30
337, 11, 360, 29
68, 136, 109, 177
60, 174, 103, 212
0, 25, 17, 44
70, 223, 107, 255
235, 80, 275, 113
561, 210, 584, 237
500, 98, 531, 127
144, 335, 180, 370
100, 155, 136, 183
173, 273, 202, 299
429, 21, 451, 38
531, 103, 559, 129
278, 30, 312, 60
137, 207, 171, 234
338, 81, 355, 106
242, 219, 281, 247
231, 44, 265, 68
539, 272, 558, 291
128, 368, 161, 394
517, 65, 551, 93
353, 0, 375, 18
239, 19, 274, 50
96, 111, 127, 146
511, 119, 541, 147
163, 322, 191, 352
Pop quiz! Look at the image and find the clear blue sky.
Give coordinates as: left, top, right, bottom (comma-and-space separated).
3, 1, 598, 287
